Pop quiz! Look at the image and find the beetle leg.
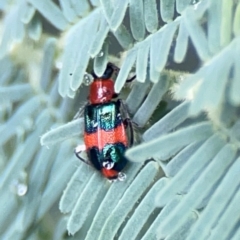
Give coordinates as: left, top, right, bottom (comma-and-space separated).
73, 102, 88, 119
123, 118, 134, 147
74, 144, 91, 165
126, 75, 136, 83
107, 62, 136, 83
112, 93, 119, 99
117, 99, 128, 115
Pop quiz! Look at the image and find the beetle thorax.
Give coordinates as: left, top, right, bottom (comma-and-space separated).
89, 79, 115, 104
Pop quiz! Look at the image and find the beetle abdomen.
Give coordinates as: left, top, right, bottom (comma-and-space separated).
84, 102, 129, 179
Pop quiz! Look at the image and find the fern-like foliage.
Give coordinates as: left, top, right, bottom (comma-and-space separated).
0, 0, 240, 239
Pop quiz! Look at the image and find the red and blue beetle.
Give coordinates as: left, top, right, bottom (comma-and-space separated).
75, 63, 135, 181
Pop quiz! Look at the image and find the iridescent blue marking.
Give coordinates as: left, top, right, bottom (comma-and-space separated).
88, 142, 128, 171
84, 102, 122, 133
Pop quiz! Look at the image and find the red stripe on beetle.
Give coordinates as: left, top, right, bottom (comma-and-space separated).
84, 124, 128, 150
101, 168, 119, 179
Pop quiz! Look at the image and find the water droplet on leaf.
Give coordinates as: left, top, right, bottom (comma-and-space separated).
97, 51, 104, 57
83, 73, 94, 86
118, 172, 126, 181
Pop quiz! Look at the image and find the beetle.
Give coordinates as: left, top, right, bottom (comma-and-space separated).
75, 63, 135, 181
